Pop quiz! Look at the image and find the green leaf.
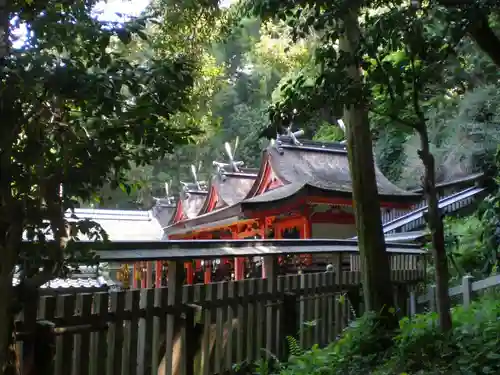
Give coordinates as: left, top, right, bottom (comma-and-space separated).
117, 29, 132, 45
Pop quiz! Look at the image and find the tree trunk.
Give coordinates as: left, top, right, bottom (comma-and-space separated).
437, 2, 500, 68
467, 13, 500, 69
0, 214, 21, 375
0, 2, 21, 373
418, 130, 453, 331
0, 267, 17, 375
340, 6, 396, 326
0, 0, 9, 60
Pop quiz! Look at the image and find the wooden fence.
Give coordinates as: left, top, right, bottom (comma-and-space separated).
18, 273, 349, 375
17, 273, 423, 375
410, 274, 500, 314
16, 242, 425, 375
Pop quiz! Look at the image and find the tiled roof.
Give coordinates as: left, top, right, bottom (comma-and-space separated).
12, 265, 115, 290
268, 137, 419, 199
12, 276, 107, 289
13, 274, 114, 290
66, 208, 163, 241
215, 170, 257, 206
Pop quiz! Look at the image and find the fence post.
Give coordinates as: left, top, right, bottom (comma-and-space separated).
281, 293, 298, 360
263, 255, 278, 357
394, 284, 409, 317
427, 285, 436, 312
182, 305, 198, 375
34, 320, 56, 375
462, 275, 474, 308
165, 260, 185, 375
346, 287, 362, 318
409, 291, 417, 316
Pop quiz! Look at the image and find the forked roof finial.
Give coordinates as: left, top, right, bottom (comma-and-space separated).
285, 125, 304, 146
212, 137, 244, 174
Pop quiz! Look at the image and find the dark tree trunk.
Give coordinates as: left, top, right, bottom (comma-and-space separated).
0, 0, 9, 60
0, 212, 22, 375
418, 130, 453, 331
467, 13, 500, 68
340, 6, 397, 327
438, 1, 500, 68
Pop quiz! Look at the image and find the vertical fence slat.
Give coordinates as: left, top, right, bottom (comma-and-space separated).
313, 273, 321, 345
183, 306, 197, 375
140, 289, 155, 375
245, 278, 256, 363
75, 293, 93, 375
235, 280, 246, 365
164, 261, 183, 375
255, 278, 265, 357
305, 273, 313, 348
57, 294, 76, 375
265, 256, 277, 358
299, 274, 305, 348
225, 281, 235, 371
325, 271, 334, 342
150, 287, 162, 375
202, 282, 215, 375
214, 282, 226, 374
111, 292, 126, 375
92, 293, 109, 375
127, 290, 141, 375
281, 292, 297, 360
38, 296, 57, 375
319, 273, 328, 347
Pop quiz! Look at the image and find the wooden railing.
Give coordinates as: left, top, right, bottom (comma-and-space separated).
381, 173, 485, 225
88, 239, 426, 287
411, 274, 500, 314
16, 241, 425, 375
381, 186, 486, 234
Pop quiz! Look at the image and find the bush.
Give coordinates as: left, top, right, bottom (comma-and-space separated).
265, 294, 500, 375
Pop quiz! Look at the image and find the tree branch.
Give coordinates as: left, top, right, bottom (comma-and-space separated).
467, 12, 500, 68
408, 49, 426, 134
359, 34, 398, 105
369, 107, 417, 129
435, 0, 500, 68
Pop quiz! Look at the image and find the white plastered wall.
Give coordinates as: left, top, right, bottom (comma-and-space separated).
310, 204, 357, 239
311, 223, 357, 239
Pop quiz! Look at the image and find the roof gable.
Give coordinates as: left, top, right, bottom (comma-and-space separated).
266, 136, 419, 199
163, 136, 424, 234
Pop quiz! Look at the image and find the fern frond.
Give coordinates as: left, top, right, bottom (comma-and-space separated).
286, 335, 303, 356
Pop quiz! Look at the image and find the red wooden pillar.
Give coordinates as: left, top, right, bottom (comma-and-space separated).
234, 258, 245, 280
141, 262, 152, 288
141, 274, 146, 288
186, 262, 194, 284
301, 214, 313, 266
274, 219, 284, 267
155, 261, 162, 288
133, 263, 139, 288
204, 260, 212, 284
234, 257, 245, 280
261, 217, 269, 279
233, 225, 245, 281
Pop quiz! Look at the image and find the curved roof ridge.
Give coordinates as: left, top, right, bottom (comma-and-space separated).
266, 140, 419, 201
215, 169, 261, 206
197, 177, 221, 216
276, 136, 348, 154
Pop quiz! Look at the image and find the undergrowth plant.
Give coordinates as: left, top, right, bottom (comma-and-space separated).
261, 293, 500, 375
